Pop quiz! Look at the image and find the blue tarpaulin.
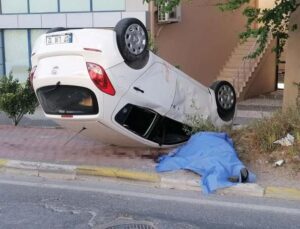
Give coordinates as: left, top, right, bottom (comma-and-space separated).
156, 132, 256, 194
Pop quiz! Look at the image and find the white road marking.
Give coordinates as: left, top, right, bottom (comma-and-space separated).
0, 179, 299, 215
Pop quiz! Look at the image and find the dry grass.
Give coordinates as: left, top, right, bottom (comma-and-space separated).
232, 107, 300, 169
184, 106, 300, 171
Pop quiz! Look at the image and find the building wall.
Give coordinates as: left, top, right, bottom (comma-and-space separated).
244, 40, 276, 99
283, 7, 300, 108
0, 31, 4, 76
0, 0, 148, 81
257, 0, 275, 9
154, 1, 253, 86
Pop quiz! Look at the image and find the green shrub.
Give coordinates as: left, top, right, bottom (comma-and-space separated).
183, 114, 219, 135
0, 74, 38, 126
183, 100, 222, 135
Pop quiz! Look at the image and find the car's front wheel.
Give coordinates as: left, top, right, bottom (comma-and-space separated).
210, 81, 236, 122
114, 18, 149, 69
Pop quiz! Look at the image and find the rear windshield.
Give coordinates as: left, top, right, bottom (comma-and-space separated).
37, 85, 98, 115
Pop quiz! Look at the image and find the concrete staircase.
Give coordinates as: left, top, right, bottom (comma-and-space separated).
217, 37, 272, 99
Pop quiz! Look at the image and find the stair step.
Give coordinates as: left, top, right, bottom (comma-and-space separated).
216, 77, 245, 90
217, 77, 234, 83
237, 104, 282, 112
233, 50, 253, 55
226, 62, 247, 68
221, 68, 252, 75
226, 55, 246, 61
236, 110, 273, 119
238, 97, 283, 107
218, 36, 272, 99
238, 44, 257, 50
218, 72, 250, 80
230, 54, 250, 59
258, 91, 284, 100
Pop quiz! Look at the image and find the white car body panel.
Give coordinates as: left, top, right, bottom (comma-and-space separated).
125, 62, 177, 115
31, 27, 234, 148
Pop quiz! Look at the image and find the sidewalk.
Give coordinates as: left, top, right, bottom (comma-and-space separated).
1, 91, 299, 200
0, 124, 160, 171
0, 124, 300, 200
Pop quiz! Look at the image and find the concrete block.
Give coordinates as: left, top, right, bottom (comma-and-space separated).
121, 12, 147, 26
5, 160, 40, 176
67, 13, 93, 28
217, 183, 264, 197
0, 51, 3, 64
0, 33, 3, 48
0, 65, 4, 76
42, 14, 67, 28
0, 15, 18, 28
5, 167, 39, 176
160, 171, 201, 191
18, 14, 42, 28
93, 12, 121, 28
125, 0, 148, 11
265, 186, 300, 201
38, 162, 76, 180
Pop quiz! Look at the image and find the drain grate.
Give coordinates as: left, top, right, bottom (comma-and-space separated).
104, 223, 156, 229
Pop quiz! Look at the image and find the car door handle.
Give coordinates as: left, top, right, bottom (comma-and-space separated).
133, 87, 144, 93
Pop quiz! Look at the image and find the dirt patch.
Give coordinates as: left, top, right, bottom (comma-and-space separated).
232, 123, 300, 189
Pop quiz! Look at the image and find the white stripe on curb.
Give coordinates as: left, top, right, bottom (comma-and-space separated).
4, 160, 77, 179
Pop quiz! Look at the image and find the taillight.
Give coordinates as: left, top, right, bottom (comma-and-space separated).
29, 66, 37, 89
86, 62, 115, 96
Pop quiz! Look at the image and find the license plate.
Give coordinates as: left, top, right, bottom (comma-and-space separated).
46, 33, 73, 45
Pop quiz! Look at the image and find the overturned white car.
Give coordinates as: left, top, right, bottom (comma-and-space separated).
30, 18, 236, 148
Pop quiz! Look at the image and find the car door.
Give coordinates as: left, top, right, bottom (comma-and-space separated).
125, 62, 177, 116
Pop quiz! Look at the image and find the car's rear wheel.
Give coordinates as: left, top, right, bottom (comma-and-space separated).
210, 81, 236, 122
114, 18, 149, 69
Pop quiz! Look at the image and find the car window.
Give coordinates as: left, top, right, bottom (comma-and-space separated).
115, 104, 190, 145
37, 85, 98, 115
149, 116, 190, 145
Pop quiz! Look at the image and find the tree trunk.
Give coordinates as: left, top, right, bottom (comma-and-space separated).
283, 7, 300, 109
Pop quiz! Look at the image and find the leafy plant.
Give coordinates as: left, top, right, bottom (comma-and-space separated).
148, 33, 158, 53
218, 0, 300, 58
145, 0, 181, 12
183, 100, 221, 135
0, 73, 38, 126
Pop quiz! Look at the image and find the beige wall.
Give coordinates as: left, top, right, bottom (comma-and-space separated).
257, 0, 275, 9
244, 40, 276, 99
283, 7, 300, 108
154, 1, 253, 86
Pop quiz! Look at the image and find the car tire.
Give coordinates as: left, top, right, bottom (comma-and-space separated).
210, 81, 236, 122
46, 27, 67, 34
114, 18, 149, 69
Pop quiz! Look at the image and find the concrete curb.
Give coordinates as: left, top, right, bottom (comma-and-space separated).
76, 166, 160, 182
265, 186, 300, 201
0, 158, 299, 200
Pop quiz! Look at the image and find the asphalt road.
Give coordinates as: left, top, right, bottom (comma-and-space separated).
0, 174, 299, 229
